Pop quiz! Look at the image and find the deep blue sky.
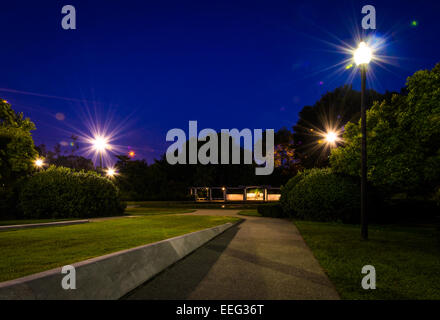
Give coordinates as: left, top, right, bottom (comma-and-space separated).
1, 0, 439, 164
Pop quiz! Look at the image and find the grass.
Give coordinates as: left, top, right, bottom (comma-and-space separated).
0, 218, 81, 226
126, 200, 260, 210
0, 215, 239, 282
125, 207, 196, 215
0, 207, 194, 227
294, 220, 440, 299
237, 210, 262, 217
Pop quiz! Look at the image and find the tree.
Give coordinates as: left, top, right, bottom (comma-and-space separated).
273, 127, 300, 174
50, 155, 95, 171
0, 99, 37, 185
0, 99, 37, 216
113, 128, 301, 201
36, 135, 94, 171
114, 155, 152, 200
330, 63, 440, 196
293, 85, 394, 168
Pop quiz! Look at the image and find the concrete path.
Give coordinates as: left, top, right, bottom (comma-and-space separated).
125, 209, 339, 300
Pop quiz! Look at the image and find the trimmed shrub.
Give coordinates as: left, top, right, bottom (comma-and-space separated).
0, 186, 17, 219
257, 203, 286, 218
434, 187, 440, 207
0, 177, 28, 220
374, 198, 439, 224
280, 170, 312, 216
287, 168, 360, 223
19, 166, 126, 219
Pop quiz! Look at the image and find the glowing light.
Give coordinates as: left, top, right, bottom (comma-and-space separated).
92, 136, 109, 152
345, 64, 353, 70
411, 20, 418, 27
34, 158, 44, 168
128, 150, 135, 158
222, 187, 226, 191
325, 131, 338, 143
71, 108, 131, 168
106, 167, 117, 178
226, 194, 244, 201
353, 42, 373, 65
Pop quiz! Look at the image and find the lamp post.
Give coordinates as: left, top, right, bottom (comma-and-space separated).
353, 41, 372, 240
92, 136, 108, 169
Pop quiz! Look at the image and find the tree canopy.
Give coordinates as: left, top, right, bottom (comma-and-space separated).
330, 63, 440, 196
114, 130, 300, 200
0, 99, 37, 185
292, 85, 395, 168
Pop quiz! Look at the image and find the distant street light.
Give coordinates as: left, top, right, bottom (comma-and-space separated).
353, 41, 373, 240
34, 158, 44, 168
324, 131, 338, 144
106, 167, 117, 178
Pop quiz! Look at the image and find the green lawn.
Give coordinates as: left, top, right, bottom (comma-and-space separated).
126, 201, 259, 210
0, 215, 239, 282
294, 220, 440, 299
0, 218, 82, 226
125, 207, 195, 215
237, 210, 262, 217
0, 207, 194, 227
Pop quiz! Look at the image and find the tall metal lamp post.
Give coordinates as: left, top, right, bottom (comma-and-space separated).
353, 41, 372, 240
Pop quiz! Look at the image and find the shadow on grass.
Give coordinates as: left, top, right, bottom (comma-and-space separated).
122, 223, 241, 300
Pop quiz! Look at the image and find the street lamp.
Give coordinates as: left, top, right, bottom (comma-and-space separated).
34, 158, 44, 169
324, 131, 338, 144
92, 135, 108, 168
353, 42, 372, 65
106, 167, 117, 178
353, 41, 373, 240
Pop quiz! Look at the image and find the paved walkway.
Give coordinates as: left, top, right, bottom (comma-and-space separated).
125, 209, 339, 300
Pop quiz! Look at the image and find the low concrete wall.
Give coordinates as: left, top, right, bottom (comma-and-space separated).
0, 221, 239, 300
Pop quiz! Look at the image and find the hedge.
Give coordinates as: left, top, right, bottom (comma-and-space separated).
280, 170, 313, 216
0, 185, 18, 219
257, 203, 286, 218
19, 166, 126, 218
283, 168, 360, 223
434, 187, 440, 207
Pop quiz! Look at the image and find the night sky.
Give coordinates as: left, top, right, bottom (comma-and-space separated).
1, 0, 439, 164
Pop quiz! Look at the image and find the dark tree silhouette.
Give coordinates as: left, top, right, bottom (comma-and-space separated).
292, 85, 396, 168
